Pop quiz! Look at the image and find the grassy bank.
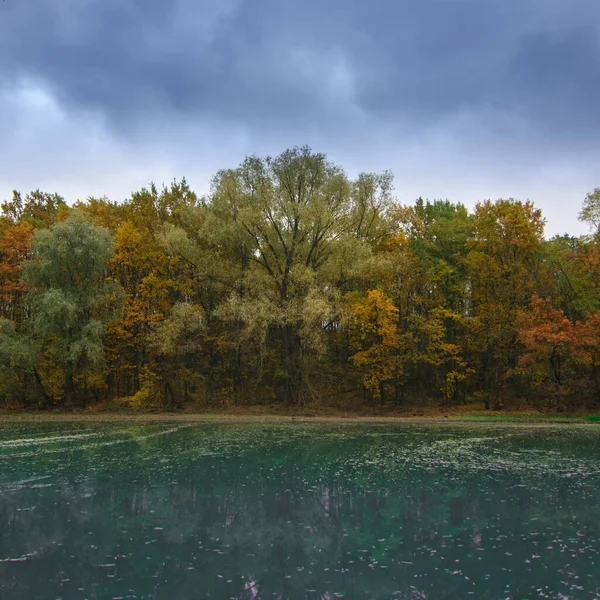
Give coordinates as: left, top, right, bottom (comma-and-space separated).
1, 402, 599, 424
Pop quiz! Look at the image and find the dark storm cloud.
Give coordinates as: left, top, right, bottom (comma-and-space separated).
1, 0, 599, 140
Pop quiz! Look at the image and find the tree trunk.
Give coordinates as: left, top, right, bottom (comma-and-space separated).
282, 324, 303, 404
64, 361, 75, 410
33, 367, 52, 409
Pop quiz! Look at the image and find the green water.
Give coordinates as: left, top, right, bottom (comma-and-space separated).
1, 422, 599, 599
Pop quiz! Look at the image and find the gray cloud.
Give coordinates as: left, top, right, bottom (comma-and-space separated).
0, 0, 599, 236
2, 0, 599, 137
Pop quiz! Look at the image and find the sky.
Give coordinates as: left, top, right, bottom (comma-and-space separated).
1, 0, 599, 237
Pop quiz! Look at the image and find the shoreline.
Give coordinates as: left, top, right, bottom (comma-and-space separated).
0, 408, 598, 425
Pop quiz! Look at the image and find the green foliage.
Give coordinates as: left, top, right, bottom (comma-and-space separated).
0, 318, 36, 371
20, 214, 120, 406
1, 190, 68, 228
151, 303, 206, 357
579, 188, 600, 232
3, 155, 600, 412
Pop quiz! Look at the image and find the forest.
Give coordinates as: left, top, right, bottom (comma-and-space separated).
1, 146, 600, 413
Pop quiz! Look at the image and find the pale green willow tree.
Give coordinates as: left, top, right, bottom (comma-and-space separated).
0, 318, 42, 404
162, 146, 394, 403
22, 215, 120, 407
149, 302, 206, 408
579, 188, 600, 234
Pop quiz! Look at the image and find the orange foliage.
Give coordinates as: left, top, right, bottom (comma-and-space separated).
0, 221, 34, 322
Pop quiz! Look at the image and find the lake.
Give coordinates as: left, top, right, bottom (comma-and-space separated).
0, 421, 599, 599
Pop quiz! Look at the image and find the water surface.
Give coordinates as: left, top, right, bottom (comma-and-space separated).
1, 421, 599, 599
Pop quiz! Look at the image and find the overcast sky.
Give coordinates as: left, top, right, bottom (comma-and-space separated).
1, 0, 599, 236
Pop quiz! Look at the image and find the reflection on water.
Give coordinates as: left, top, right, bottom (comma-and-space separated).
0, 422, 599, 599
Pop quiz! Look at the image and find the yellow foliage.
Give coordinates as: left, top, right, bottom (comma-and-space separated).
345, 289, 403, 398
118, 367, 160, 409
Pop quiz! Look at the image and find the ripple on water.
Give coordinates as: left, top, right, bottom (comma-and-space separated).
0, 422, 599, 599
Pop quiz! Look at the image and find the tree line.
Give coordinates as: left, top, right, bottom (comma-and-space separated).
1, 146, 600, 412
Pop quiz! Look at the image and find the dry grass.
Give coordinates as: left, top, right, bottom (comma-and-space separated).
0, 401, 595, 424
